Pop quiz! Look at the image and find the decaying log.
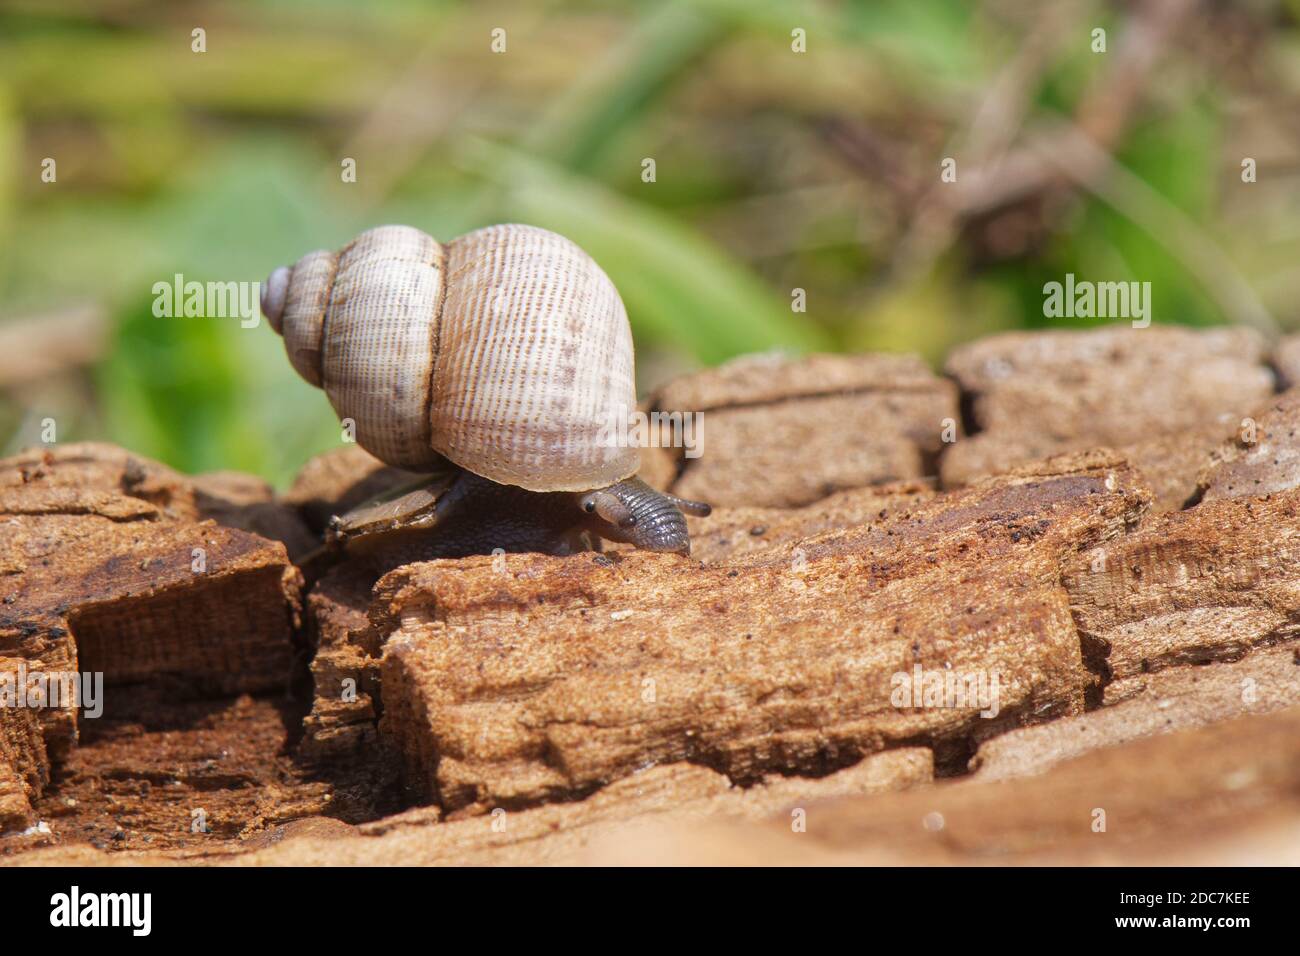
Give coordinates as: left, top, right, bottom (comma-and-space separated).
581, 707, 1300, 866
1064, 488, 1300, 681
0, 657, 49, 830
684, 480, 934, 564
648, 352, 958, 508
1195, 386, 1300, 501
940, 326, 1273, 504
0, 444, 303, 762
970, 641, 1300, 781
8, 325, 1300, 863
370, 450, 1144, 815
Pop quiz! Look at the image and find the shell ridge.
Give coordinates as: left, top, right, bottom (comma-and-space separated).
424, 239, 449, 466
313, 252, 340, 389
283, 223, 639, 492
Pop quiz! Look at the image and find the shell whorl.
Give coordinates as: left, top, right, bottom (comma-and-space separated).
269, 223, 641, 492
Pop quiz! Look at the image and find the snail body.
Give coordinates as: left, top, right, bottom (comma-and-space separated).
263, 223, 708, 557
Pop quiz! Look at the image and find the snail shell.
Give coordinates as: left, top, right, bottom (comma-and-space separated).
264, 224, 640, 492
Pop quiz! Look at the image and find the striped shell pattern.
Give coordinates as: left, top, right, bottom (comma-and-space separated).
263, 224, 640, 493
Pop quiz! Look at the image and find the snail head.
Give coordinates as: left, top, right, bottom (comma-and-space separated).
578, 478, 711, 556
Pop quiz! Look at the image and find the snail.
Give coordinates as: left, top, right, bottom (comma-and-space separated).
261, 223, 710, 561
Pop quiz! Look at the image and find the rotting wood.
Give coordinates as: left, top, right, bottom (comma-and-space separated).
1064, 488, 1300, 682
370, 450, 1144, 815
297, 563, 406, 821
13, 693, 332, 851
1112, 424, 1232, 512
682, 480, 934, 565
970, 641, 1300, 781
6, 326, 1300, 862
648, 352, 959, 508
940, 326, 1273, 497
0, 657, 49, 830
0, 444, 303, 762
11, 711, 1300, 866
1195, 386, 1300, 501
580, 708, 1300, 866
0, 442, 315, 558
8, 747, 931, 865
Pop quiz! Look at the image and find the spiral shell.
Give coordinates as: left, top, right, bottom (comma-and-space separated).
265, 224, 640, 492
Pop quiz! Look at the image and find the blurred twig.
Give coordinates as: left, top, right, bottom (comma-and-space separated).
0, 304, 106, 387
1031, 120, 1278, 335
959, 0, 1197, 219
333, 37, 484, 207
888, 0, 1196, 281
885, 0, 1088, 281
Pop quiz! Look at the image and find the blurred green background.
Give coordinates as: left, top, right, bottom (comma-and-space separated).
1, 0, 1299, 486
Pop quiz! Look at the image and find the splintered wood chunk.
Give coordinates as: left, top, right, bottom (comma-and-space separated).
0, 656, 50, 831
300, 564, 379, 762
1064, 489, 1300, 681
971, 642, 1300, 781
648, 352, 959, 508
0, 445, 304, 759
941, 326, 1272, 489
1196, 387, 1300, 501
372, 451, 1145, 814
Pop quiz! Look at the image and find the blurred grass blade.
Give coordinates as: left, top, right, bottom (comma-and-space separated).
523, 1, 725, 172
0, 88, 19, 292
465, 139, 829, 363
